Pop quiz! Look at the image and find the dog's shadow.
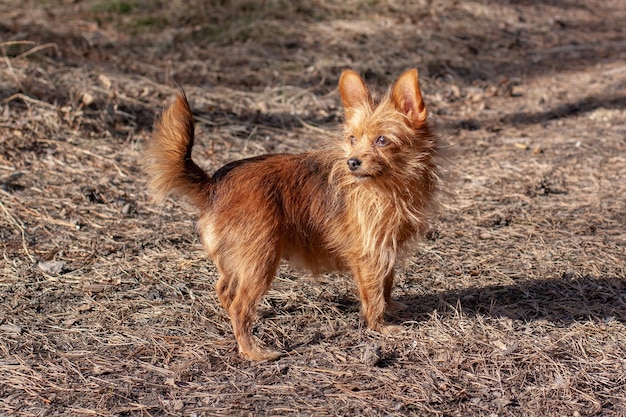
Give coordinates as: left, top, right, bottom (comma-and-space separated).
392, 273, 626, 326
274, 273, 624, 357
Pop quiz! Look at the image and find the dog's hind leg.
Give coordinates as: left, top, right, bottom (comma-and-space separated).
215, 262, 237, 311
384, 271, 408, 313
227, 251, 282, 361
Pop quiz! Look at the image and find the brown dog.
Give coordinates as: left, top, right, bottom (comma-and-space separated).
146, 69, 441, 361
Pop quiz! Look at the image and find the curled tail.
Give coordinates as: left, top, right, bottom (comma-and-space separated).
145, 91, 211, 209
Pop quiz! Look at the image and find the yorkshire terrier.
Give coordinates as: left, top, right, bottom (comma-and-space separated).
146, 69, 441, 361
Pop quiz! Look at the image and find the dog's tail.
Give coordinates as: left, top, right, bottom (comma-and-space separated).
145, 91, 211, 209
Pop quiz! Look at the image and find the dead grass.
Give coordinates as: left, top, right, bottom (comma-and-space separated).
1, 0, 625, 415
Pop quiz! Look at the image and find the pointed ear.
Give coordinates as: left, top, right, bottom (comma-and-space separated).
391, 68, 427, 128
338, 69, 371, 120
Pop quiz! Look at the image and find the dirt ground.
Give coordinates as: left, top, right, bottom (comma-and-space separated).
1, 0, 625, 416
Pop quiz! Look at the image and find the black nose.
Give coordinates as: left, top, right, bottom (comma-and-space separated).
347, 158, 362, 171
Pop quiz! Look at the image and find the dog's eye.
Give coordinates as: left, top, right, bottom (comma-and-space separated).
375, 135, 389, 146
349, 135, 356, 145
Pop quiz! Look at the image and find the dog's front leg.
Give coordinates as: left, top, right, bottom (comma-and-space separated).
351, 263, 407, 336
351, 263, 387, 330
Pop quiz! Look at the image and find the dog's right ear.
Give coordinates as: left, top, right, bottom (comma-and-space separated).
391, 68, 427, 129
339, 70, 371, 120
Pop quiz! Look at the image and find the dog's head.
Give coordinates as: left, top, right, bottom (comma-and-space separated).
338, 69, 435, 183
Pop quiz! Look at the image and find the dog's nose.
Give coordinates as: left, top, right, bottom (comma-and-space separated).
347, 158, 362, 171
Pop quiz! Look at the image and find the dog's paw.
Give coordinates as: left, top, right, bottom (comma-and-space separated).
368, 322, 406, 336
242, 348, 283, 362
380, 324, 406, 336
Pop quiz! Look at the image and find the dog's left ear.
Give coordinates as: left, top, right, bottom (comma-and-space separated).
391, 68, 427, 128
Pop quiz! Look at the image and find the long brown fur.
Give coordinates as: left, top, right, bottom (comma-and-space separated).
145, 69, 441, 361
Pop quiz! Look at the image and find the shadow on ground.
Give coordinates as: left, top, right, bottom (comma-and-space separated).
396, 274, 626, 325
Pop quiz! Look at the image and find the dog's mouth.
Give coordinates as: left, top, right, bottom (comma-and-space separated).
350, 171, 377, 181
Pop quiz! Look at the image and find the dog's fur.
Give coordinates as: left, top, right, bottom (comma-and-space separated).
145, 69, 441, 361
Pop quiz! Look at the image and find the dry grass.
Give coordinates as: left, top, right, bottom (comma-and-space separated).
1, 0, 625, 415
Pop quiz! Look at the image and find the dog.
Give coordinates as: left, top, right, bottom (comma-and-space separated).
145, 68, 441, 361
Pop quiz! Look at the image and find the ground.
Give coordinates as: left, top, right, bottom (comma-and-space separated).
1, 1, 625, 416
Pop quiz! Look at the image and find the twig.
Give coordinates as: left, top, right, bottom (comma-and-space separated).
0, 200, 35, 263
16, 43, 58, 59
0, 40, 35, 48
296, 116, 333, 135
3, 93, 58, 110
